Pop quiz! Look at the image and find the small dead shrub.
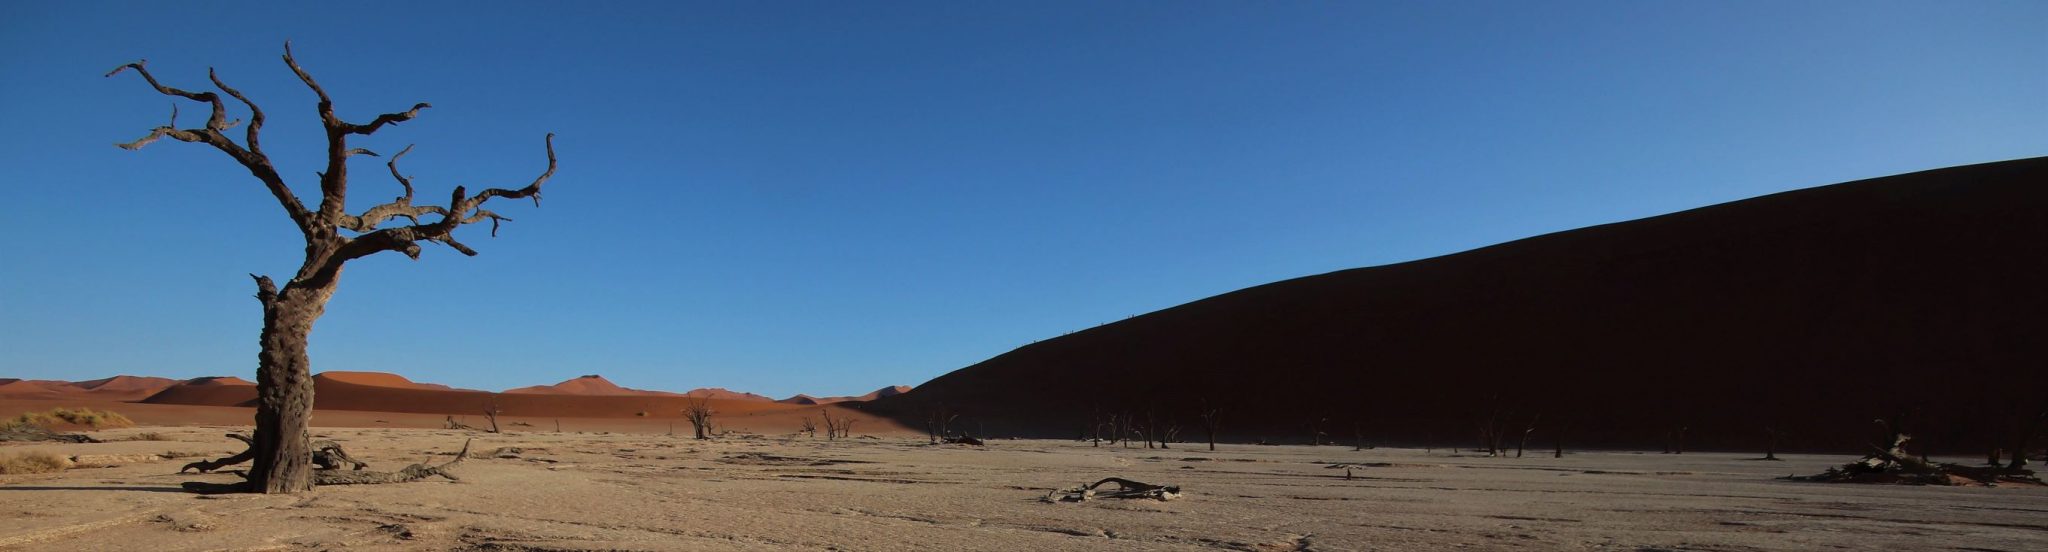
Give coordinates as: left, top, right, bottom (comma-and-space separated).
12, 408, 136, 429
126, 432, 169, 441
0, 451, 73, 474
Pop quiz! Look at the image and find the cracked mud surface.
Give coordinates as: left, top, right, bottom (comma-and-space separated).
4, 427, 2045, 551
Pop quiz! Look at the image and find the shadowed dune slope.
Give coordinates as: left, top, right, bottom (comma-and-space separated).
870, 157, 2048, 453
779, 385, 914, 405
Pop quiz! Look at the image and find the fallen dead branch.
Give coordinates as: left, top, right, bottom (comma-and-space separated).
1787, 432, 2044, 487
1045, 477, 1182, 502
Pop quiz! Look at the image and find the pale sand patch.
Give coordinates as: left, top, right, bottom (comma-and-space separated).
3, 425, 2046, 551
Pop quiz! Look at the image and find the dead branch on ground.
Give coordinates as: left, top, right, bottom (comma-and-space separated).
1045, 477, 1182, 502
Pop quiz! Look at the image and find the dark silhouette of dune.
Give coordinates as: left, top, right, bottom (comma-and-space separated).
778, 385, 914, 405
868, 157, 2048, 453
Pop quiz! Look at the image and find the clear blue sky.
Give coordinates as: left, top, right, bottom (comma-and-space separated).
2, 2, 2043, 398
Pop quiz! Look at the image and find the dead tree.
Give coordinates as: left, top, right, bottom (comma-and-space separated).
481, 394, 503, 434
1763, 424, 1785, 461
684, 397, 715, 440
1516, 414, 1540, 458
1664, 426, 1689, 455
1198, 407, 1220, 451
828, 413, 858, 439
2010, 408, 2046, 470
110, 45, 558, 494
926, 407, 958, 445
1553, 426, 1566, 458
1310, 417, 1329, 446
799, 416, 817, 438
1477, 414, 1504, 457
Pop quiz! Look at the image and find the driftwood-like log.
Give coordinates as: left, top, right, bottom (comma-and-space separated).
181, 434, 367, 473
1788, 432, 2045, 487
315, 439, 470, 486
1045, 477, 1182, 502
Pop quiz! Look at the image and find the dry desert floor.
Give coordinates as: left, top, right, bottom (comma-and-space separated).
4, 425, 2046, 551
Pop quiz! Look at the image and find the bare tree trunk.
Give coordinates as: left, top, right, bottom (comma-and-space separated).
250, 273, 336, 495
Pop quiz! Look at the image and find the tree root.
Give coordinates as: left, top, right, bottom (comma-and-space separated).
1045, 477, 1182, 502
179, 434, 472, 493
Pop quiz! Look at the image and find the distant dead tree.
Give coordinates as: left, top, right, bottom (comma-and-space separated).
683, 397, 715, 440
1762, 424, 1786, 461
1515, 414, 1540, 458
2009, 408, 2046, 470
926, 405, 959, 445
481, 394, 503, 434
1118, 412, 1137, 449
1553, 425, 1566, 458
1310, 417, 1329, 446
1664, 426, 1689, 455
1352, 421, 1370, 451
1476, 410, 1508, 457
821, 409, 857, 440
109, 45, 558, 494
828, 413, 857, 439
798, 416, 817, 438
1197, 407, 1221, 452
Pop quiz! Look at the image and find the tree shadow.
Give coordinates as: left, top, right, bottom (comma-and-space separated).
0, 485, 190, 494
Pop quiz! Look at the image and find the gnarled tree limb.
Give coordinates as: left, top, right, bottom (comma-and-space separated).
108, 60, 311, 236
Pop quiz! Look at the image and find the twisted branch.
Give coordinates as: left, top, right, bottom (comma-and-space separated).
331, 133, 557, 262
109, 60, 311, 235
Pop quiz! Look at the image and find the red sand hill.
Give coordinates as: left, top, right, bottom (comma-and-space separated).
870, 157, 2048, 453
313, 371, 469, 391
779, 385, 914, 405
0, 376, 179, 401
140, 373, 817, 420
504, 375, 681, 396
139, 376, 258, 406
682, 388, 775, 402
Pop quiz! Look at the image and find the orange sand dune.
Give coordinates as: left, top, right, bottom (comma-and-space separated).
0, 396, 910, 436
74, 375, 178, 392
313, 370, 466, 391
504, 375, 680, 396
136, 374, 851, 421
681, 388, 774, 402
0, 376, 180, 401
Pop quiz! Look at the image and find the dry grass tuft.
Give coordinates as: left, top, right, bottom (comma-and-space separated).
0, 451, 73, 474
11, 408, 136, 429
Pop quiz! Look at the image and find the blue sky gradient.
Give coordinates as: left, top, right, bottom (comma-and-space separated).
2, 2, 2044, 397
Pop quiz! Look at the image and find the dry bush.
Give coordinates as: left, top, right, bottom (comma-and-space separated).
0, 451, 73, 474
12, 408, 136, 429
126, 432, 170, 441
